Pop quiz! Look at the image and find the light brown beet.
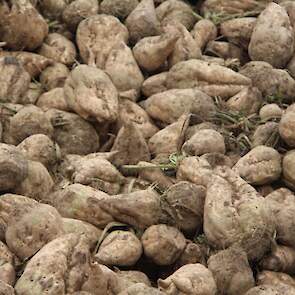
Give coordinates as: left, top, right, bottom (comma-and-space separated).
177, 156, 213, 187
111, 121, 150, 167
245, 284, 295, 295
175, 241, 206, 267
0, 241, 15, 286
233, 145, 282, 185
62, 218, 102, 249
105, 42, 144, 95
167, 59, 251, 99
46, 109, 100, 155
0, 144, 28, 192
5, 105, 54, 146
119, 283, 165, 295
133, 33, 178, 72
0, 51, 53, 78
98, 189, 163, 229
208, 246, 255, 295
117, 99, 159, 139
200, 153, 233, 168
281, 1, 295, 29
156, 0, 197, 30
287, 53, 295, 79
64, 65, 118, 123
99, 264, 125, 294
206, 41, 247, 62
265, 188, 295, 247
220, 17, 256, 49
37, 88, 70, 112
119, 89, 140, 102
148, 115, 188, 158
0, 281, 14, 295
17, 134, 58, 169
240, 61, 295, 101
249, 3, 294, 68
0, 0, 48, 50
21, 82, 43, 105
38, 0, 67, 19
5, 203, 64, 260
201, 0, 272, 15
259, 104, 282, 121
95, 230, 142, 266
13, 161, 54, 201
100, 0, 139, 20
260, 245, 295, 275
77, 15, 128, 68
39, 33, 77, 66
191, 19, 217, 51
15, 234, 109, 295
158, 264, 217, 295
226, 87, 262, 115
279, 105, 295, 147
0, 57, 30, 104
283, 150, 295, 190
168, 22, 202, 67
125, 0, 161, 44
144, 88, 216, 125
142, 224, 186, 266
0, 194, 38, 241
257, 271, 295, 288
46, 184, 114, 228
204, 166, 275, 261
185, 122, 219, 140
116, 270, 151, 290
40, 63, 70, 91
0, 104, 26, 143
141, 72, 168, 97
62, 0, 99, 32
163, 181, 206, 234
182, 129, 226, 156
61, 155, 124, 195
252, 122, 279, 148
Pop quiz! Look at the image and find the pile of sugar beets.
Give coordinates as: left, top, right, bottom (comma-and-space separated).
4, 0, 295, 294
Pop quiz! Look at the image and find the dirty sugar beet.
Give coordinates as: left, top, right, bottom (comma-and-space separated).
2, 0, 295, 294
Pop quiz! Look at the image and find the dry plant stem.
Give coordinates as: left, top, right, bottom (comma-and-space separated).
0, 103, 18, 114
94, 221, 130, 254
121, 163, 176, 171
205, 10, 263, 25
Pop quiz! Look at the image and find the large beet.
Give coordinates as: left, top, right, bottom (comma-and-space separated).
15, 234, 109, 295
204, 166, 275, 261
249, 3, 294, 68
0, 0, 48, 50
64, 65, 118, 123
76, 14, 129, 68
0, 144, 28, 192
